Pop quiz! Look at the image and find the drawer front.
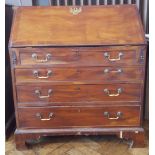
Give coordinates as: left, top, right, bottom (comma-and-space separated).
18, 106, 141, 128
18, 48, 142, 66
15, 67, 144, 84
17, 84, 142, 103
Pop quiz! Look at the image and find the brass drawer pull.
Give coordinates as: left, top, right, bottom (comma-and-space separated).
104, 52, 123, 61
36, 112, 54, 121
35, 89, 52, 99
32, 53, 51, 63
104, 111, 123, 120
33, 70, 52, 79
104, 68, 122, 73
104, 88, 122, 97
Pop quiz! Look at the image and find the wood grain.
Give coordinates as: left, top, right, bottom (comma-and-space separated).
15, 66, 144, 84
9, 5, 145, 47
18, 105, 141, 128
16, 84, 142, 103
15, 47, 145, 67
6, 126, 148, 153
8, 5, 147, 149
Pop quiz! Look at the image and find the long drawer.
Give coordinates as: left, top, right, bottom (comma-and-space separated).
15, 67, 144, 84
17, 84, 142, 103
18, 106, 141, 128
16, 47, 144, 66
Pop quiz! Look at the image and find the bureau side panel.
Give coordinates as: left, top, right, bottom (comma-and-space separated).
9, 48, 20, 127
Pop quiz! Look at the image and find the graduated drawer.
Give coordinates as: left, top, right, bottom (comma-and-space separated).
16, 47, 145, 66
17, 84, 142, 103
15, 67, 144, 84
18, 106, 141, 128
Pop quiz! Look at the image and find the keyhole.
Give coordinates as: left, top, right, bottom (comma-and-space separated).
76, 87, 80, 90
76, 69, 81, 74
76, 51, 80, 57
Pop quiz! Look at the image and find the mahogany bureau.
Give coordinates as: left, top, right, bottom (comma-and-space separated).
9, 5, 147, 149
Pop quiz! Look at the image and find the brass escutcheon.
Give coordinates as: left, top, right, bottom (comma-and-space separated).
70, 7, 82, 15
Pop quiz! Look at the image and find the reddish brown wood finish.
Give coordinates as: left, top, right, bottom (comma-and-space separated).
17, 101, 142, 107
18, 106, 141, 128
123, 131, 146, 148
15, 66, 144, 84
17, 48, 144, 66
16, 84, 142, 103
15, 128, 145, 150
15, 132, 40, 150
9, 5, 146, 149
10, 5, 145, 47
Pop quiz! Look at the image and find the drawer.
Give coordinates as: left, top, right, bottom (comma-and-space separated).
15, 67, 144, 84
17, 47, 144, 66
18, 106, 141, 128
17, 84, 142, 103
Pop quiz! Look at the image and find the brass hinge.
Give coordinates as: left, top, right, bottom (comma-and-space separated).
139, 47, 146, 64
12, 51, 17, 65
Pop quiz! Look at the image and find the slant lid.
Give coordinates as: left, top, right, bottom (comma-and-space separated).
9, 5, 145, 47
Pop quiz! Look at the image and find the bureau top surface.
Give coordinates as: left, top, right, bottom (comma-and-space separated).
10, 5, 145, 47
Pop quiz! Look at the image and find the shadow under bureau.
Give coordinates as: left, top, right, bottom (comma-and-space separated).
9, 5, 147, 149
